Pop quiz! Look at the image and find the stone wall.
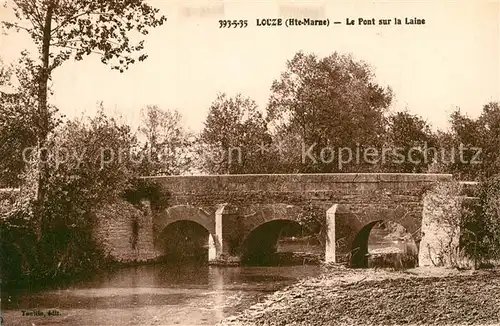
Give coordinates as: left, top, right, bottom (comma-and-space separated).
419, 181, 478, 267
93, 199, 159, 262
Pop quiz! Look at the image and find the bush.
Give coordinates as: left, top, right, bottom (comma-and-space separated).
460, 175, 500, 265
0, 198, 37, 283
0, 110, 145, 286
0, 180, 113, 286
122, 177, 170, 211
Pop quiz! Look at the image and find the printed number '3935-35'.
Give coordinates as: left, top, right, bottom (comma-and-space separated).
219, 20, 248, 28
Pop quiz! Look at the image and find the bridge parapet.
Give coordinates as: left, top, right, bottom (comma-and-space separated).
144, 173, 453, 211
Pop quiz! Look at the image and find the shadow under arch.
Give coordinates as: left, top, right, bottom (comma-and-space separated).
157, 219, 213, 262
154, 205, 217, 262
240, 218, 320, 266
350, 220, 383, 268
350, 220, 418, 268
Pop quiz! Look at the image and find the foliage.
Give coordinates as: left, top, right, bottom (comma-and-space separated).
0, 199, 38, 283
461, 175, 500, 264
0, 189, 19, 215
44, 107, 139, 208
1, 203, 110, 284
199, 93, 272, 174
122, 177, 170, 212
296, 201, 326, 247
137, 105, 194, 175
368, 251, 418, 270
437, 102, 500, 180
424, 177, 500, 268
0, 55, 61, 187
0, 108, 141, 284
2, 0, 166, 205
267, 51, 393, 173
384, 111, 437, 173
2, 0, 167, 72
261, 128, 305, 174
195, 51, 495, 178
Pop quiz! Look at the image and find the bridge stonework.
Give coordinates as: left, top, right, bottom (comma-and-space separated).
129, 173, 453, 266
92, 173, 460, 266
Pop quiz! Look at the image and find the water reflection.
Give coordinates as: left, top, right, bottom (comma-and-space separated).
209, 267, 225, 320
1, 263, 320, 325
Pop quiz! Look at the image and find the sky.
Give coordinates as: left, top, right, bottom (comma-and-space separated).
1, 0, 499, 133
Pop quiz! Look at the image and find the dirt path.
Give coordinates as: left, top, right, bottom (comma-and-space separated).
218, 266, 500, 326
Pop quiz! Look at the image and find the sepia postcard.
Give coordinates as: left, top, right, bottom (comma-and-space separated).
0, 1, 499, 325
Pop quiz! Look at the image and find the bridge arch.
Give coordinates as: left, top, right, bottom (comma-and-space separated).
240, 203, 304, 232
350, 219, 418, 268
154, 204, 219, 260
239, 204, 321, 264
155, 204, 216, 236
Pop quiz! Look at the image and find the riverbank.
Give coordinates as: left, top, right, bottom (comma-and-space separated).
218, 266, 500, 326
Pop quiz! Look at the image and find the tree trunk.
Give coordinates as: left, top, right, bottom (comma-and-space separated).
34, 2, 54, 238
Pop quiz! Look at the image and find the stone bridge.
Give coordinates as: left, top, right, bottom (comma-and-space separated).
94, 173, 462, 267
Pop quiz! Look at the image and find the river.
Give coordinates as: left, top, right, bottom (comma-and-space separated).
1, 263, 321, 326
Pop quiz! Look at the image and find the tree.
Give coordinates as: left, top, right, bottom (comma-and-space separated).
384, 111, 437, 173
137, 105, 193, 176
0, 58, 32, 187
267, 51, 393, 173
2, 0, 166, 203
47, 107, 139, 206
0, 54, 61, 187
263, 128, 306, 174
461, 175, 500, 265
199, 93, 272, 174
39, 109, 141, 272
475, 102, 500, 178
439, 102, 500, 180
0, 108, 143, 282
